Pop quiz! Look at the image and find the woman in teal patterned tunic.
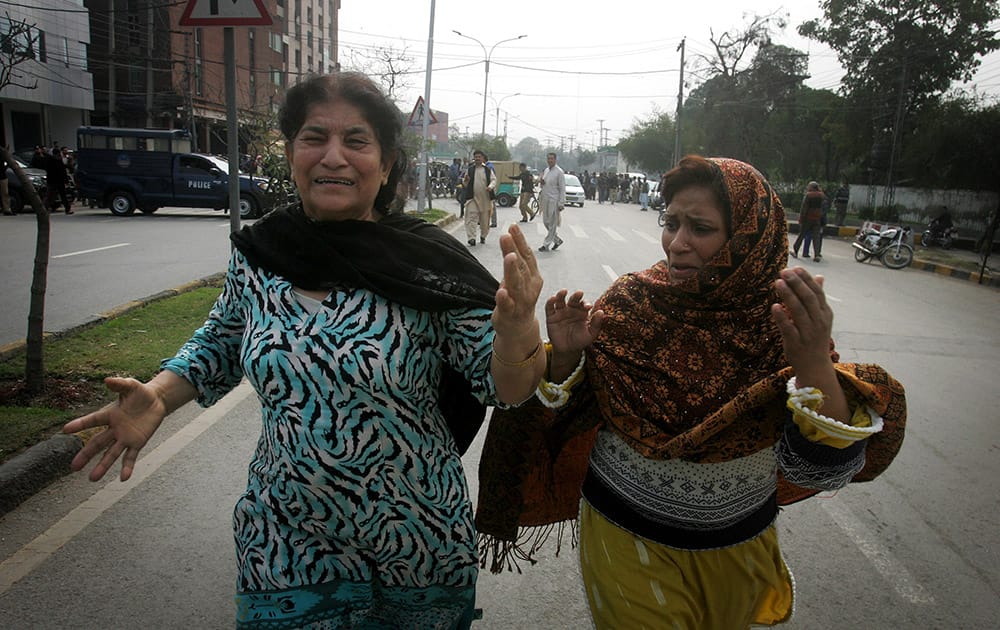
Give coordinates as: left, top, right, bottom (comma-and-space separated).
63, 73, 547, 629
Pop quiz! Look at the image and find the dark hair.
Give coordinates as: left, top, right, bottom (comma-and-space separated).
278, 72, 406, 215
660, 155, 732, 237
547, 152, 557, 159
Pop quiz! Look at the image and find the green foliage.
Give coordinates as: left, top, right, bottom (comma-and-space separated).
876, 205, 905, 222
576, 149, 597, 169
799, 0, 1000, 183
451, 133, 511, 162
618, 111, 676, 173
858, 206, 875, 221
0, 287, 223, 382
899, 96, 1000, 191
799, 0, 1000, 104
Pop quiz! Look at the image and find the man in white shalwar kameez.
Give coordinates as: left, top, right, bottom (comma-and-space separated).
537, 152, 566, 252
462, 150, 496, 246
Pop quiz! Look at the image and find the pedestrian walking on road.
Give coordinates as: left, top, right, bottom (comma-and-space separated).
42, 147, 73, 214
537, 152, 566, 252
63, 71, 546, 630
510, 162, 536, 222
462, 149, 496, 245
833, 182, 850, 226
476, 155, 907, 630
791, 181, 825, 261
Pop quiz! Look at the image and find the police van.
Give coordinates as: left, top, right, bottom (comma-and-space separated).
75, 126, 270, 218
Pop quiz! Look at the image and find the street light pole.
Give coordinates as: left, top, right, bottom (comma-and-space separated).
495, 92, 521, 136
453, 31, 526, 137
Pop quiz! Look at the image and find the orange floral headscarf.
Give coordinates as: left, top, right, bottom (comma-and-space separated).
589, 158, 793, 462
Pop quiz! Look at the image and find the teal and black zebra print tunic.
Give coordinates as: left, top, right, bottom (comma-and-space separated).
162, 251, 496, 629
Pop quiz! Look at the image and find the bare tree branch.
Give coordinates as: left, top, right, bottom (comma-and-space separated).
0, 12, 40, 91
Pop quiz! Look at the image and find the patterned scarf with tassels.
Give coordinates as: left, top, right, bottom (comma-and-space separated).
474, 158, 907, 572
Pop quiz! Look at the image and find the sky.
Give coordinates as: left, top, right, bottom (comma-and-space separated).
337, 1, 1000, 151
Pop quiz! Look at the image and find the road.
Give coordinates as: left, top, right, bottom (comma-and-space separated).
0, 207, 237, 348
1, 198, 999, 628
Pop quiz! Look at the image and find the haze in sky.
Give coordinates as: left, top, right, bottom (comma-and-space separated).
337, 1, 1000, 150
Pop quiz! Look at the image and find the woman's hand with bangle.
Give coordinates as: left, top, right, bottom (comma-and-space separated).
545, 289, 604, 383
771, 267, 849, 422
492, 224, 546, 403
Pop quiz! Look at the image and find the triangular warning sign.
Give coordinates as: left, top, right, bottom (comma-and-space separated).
179, 0, 272, 26
407, 96, 438, 127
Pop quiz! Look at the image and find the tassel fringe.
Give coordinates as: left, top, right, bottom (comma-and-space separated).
477, 519, 578, 574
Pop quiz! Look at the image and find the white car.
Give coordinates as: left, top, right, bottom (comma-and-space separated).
564, 174, 585, 207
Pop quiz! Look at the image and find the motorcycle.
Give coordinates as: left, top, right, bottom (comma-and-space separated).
852, 223, 914, 269
653, 194, 667, 227
921, 224, 957, 249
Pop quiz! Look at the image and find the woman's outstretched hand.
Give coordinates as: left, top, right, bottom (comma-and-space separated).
771, 266, 849, 422
493, 223, 543, 338
62, 376, 168, 482
545, 289, 605, 383
545, 289, 604, 355
771, 267, 832, 370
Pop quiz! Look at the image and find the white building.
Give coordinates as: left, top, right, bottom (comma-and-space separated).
0, 0, 94, 155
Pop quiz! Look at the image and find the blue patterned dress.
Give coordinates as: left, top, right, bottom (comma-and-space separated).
162, 251, 497, 629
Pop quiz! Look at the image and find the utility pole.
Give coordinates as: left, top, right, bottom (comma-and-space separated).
416, 0, 436, 213
673, 38, 685, 166
146, 2, 154, 127
882, 58, 907, 210
597, 119, 605, 148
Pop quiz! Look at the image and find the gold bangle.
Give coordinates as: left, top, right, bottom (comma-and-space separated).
492, 340, 543, 368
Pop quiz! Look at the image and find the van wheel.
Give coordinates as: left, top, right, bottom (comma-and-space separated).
239, 194, 260, 219
109, 191, 137, 216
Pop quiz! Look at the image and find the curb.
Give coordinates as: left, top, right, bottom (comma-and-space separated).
0, 213, 458, 518
793, 223, 998, 288
0, 271, 226, 518
1, 212, 991, 517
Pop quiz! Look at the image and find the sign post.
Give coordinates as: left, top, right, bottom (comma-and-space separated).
180, 0, 272, 235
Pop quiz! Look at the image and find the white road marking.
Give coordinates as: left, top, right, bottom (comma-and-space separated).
0, 381, 255, 595
601, 227, 626, 241
52, 243, 130, 259
603, 265, 618, 281
569, 225, 589, 238
632, 229, 659, 244
820, 499, 935, 605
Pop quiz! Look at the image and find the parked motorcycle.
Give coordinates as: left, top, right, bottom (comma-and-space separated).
852, 223, 914, 269
921, 224, 957, 249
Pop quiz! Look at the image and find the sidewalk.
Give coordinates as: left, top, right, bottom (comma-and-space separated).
1, 212, 996, 516
822, 224, 998, 287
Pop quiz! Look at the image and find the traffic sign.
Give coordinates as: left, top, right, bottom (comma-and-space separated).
179, 0, 272, 26
407, 96, 438, 127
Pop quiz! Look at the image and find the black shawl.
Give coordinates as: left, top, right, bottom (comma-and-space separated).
231, 204, 500, 453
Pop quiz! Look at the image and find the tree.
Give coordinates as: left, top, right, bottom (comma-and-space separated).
576, 148, 596, 169
799, 0, 1000, 194
1, 14, 49, 395
681, 13, 805, 165
342, 43, 415, 101
0, 12, 39, 91
1, 149, 49, 395
617, 111, 675, 173
450, 131, 511, 162
511, 136, 544, 169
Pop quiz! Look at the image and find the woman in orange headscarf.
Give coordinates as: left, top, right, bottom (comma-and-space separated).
477, 156, 905, 629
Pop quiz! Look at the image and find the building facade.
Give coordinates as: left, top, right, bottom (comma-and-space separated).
0, 0, 94, 155
0, 0, 341, 156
